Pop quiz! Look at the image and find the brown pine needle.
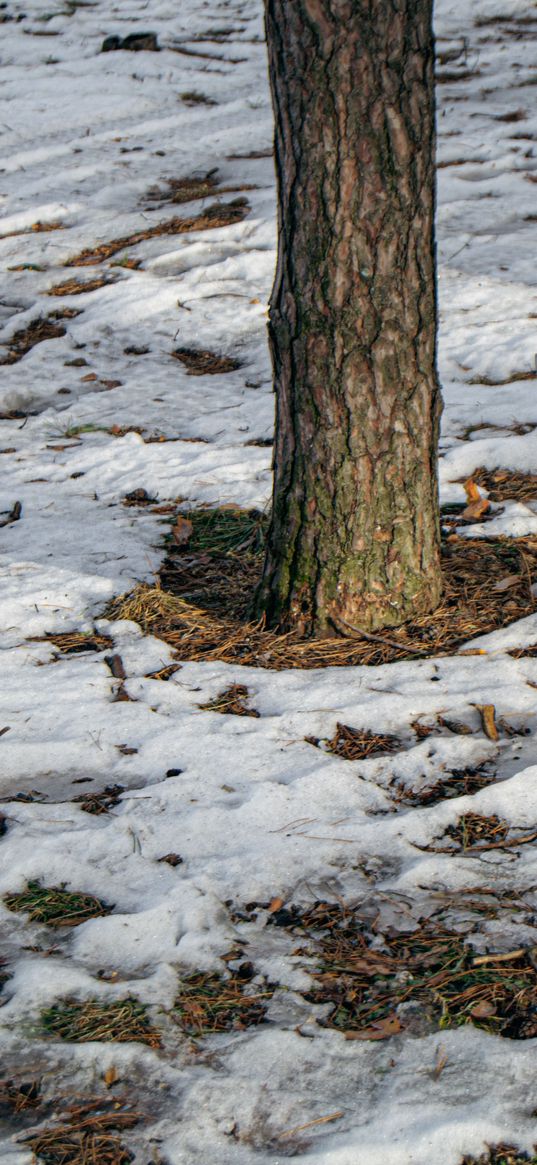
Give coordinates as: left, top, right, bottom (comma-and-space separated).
278, 1111, 344, 1140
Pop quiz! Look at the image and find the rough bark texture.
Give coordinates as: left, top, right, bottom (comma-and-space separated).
257, 0, 442, 636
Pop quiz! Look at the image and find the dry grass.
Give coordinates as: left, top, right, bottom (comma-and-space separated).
172, 346, 242, 374
41, 999, 160, 1047
471, 467, 537, 504
107, 505, 537, 669
22, 1098, 139, 1165
0, 310, 79, 365
73, 784, 124, 815
174, 969, 272, 1035
279, 901, 537, 1040
460, 1148, 537, 1165
66, 199, 250, 266
200, 683, 259, 717
306, 723, 400, 761
45, 275, 115, 296
421, 812, 537, 854
4, 881, 112, 927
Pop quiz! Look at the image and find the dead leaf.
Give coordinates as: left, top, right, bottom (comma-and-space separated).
80, 373, 98, 382
105, 654, 126, 680
268, 897, 284, 913
171, 516, 193, 546
492, 575, 520, 593
344, 1014, 402, 1041
461, 497, 490, 521
103, 1065, 119, 1088
470, 999, 497, 1018
474, 703, 499, 741
464, 478, 482, 502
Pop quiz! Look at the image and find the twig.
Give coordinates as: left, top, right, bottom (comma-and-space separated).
472, 949, 526, 966
278, 1111, 344, 1140
331, 614, 425, 654
0, 500, 22, 527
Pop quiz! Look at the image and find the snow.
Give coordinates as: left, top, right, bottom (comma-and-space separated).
2, 0, 537, 1162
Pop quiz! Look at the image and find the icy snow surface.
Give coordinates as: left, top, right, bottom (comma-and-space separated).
1, 0, 537, 1162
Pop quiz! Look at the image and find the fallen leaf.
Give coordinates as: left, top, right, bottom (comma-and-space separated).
171, 516, 193, 546
80, 373, 98, 382
105, 654, 126, 680
267, 897, 284, 913
461, 497, 490, 520
492, 575, 520, 593
464, 478, 482, 502
103, 1065, 119, 1088
474, 703, 499, 741
344, 1015, 402, 1041
470, 999, 497, 1018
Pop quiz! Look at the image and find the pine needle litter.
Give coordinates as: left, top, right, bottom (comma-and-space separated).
273, 901, 537, 1040
22, 1097, 140, 1165
107, 506, 537, 669
4, 882, 112, 927
174, 969, 273, 1036
66, 199, 249, 266
306, 723, 400, 761
41, 999, 161, 1047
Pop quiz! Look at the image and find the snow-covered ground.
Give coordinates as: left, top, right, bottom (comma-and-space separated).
1, 0, 537, 1162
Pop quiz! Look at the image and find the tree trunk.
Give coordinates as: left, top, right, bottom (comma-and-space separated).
256, 0, 442, 637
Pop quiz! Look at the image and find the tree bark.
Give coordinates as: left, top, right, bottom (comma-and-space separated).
256, 0, 442, 637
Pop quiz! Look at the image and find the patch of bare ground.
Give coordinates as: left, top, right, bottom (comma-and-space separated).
21, 1097, 140, 1165
0, 309, 79, 364
36, 630, 113, 654
417, 812, 537, 854
199, 683, 259, 717
45, 275, 116, 296
392, 763, 498, 808
41, 998, 160, 1047
172, 346, 242, 374
470, 468, 537, 504
271, 901, 537, 1040
306, 723, 400, 761
0, 1078, 41, 1116
65, 199, 250, 266
146, 168, 256, 205
461, 1148, 537, 1165
0, 220, 65, 239
174, 968, 273, 1035
180, 90, 218, 105
466, 371, 537, 386
107, 506, 537, 668
73, 784, 124, 815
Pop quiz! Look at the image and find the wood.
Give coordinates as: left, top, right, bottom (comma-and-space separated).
257, 0, 442, 636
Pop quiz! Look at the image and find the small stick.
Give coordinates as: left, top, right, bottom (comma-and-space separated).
331, 615, 425, 655
472, 948, 526, 966
279, 1111, 344, 1140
